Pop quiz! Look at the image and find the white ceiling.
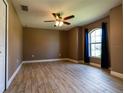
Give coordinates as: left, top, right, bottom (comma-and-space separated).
12, 0, 122, 30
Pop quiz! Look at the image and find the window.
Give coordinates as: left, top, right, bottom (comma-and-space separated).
89, 28, 102, 58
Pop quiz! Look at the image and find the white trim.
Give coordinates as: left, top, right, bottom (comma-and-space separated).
3, 0, 7, 4
66, 58, 79, 63
78, 60, 84, 64
22, 58, 79, 64
23, 58, 68, 64
5, 0, 9, 89
7, 63, 22, 88
111, 71, 123, 79
90, 62, 101, 68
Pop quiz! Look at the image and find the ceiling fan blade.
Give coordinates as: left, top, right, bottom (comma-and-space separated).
63, 22, 71, 25
52, 13, 62, 19
52, 13, 57, 18
64, 15, 75, 20
44, 20, 55, 22
56, 13, 61, 19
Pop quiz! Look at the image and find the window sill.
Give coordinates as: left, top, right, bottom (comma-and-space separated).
89, 56, 101, 59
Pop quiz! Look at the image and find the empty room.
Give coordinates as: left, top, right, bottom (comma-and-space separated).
0, 0, 123, 93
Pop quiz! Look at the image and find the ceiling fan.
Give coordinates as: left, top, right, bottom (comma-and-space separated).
44, 13, 75, 27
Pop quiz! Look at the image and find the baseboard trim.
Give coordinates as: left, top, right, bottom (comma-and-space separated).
22, 58, 79, 64
90, 62, 101, 68
23, 58, 69, 64
78, 60, 85, 64
7, 63, 22, 88
66, 58, 79, 63
110, 71, 123, 79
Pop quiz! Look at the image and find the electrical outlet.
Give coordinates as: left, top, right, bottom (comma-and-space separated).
32, 55, 35, 58
16, 58, 20, 64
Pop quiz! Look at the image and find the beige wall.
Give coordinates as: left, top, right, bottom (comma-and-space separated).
8, 1, 23, 80
59, 31, 69, 58
68, 27, 83, 61
68, 28, 79, 60
78, 27, 83, 60
23, 27, 83, 61
23, 28, 68, 60
109, 5, 123, 73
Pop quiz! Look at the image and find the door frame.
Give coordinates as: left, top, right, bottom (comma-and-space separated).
2, 0, 7, 91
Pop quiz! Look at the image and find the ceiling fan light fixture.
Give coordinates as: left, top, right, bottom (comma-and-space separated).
56, 16, 59, 20
55, 21, 63, 27
59, 21, 63, 27
44, 13, 74, 27
55, 21, 60, 26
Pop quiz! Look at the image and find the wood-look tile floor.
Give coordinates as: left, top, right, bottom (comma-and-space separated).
5, 61, 123, 93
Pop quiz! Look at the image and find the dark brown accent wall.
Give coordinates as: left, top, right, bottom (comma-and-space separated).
8, 0, 23, 80
23, 28, 68, 60
109, 5, 123, 73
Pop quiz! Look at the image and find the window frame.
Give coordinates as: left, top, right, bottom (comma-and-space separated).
88, 28, 102, 59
